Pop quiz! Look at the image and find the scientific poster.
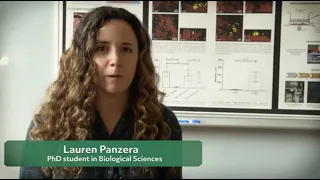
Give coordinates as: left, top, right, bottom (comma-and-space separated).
64, 1, 143, 50
148, 1, 276, 109
278, 1, 320, 110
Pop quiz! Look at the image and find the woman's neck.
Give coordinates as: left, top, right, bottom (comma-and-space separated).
94, 89, 129, 119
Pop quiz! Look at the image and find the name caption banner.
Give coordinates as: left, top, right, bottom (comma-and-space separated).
4, 140, 202, 167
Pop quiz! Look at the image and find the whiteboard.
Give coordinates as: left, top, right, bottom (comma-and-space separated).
145, 1, 320, 117
55, 1, 320, 130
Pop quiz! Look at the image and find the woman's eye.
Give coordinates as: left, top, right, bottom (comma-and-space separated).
121, 47, 132, 53
97, 47, 108, 52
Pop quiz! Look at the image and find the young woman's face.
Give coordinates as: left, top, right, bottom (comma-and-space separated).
92, 19, 139, 94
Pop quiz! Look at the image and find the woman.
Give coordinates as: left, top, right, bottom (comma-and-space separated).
19, 6, 182, 179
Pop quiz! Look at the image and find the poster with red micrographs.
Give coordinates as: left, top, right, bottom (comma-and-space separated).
148, 1, 276, 110
64, 1, 143, 50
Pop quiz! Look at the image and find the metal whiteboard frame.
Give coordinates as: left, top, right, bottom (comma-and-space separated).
53, 1, 63, 79
174, 111, 320, 130
54, 1, 320, 131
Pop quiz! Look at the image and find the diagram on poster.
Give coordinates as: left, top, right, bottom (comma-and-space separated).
148, 1, 276, 109
64, 1, 143, 50
278, 1, 320, 110
283, 2, 320, 33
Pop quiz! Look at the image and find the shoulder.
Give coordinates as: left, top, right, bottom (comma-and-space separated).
161, 104, 178, 123
160, 104, 182, 140
20, 115, 51, 179
25, 114, 44, 140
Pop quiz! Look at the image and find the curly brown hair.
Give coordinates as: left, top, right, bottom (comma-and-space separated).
29, 6, 174, 178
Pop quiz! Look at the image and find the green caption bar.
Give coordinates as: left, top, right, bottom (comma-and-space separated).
4, 140, 202, 167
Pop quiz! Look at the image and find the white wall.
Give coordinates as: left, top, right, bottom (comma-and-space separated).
1, 1, 320, 179
0, 1, 56, 178
182, 126, 320, 179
